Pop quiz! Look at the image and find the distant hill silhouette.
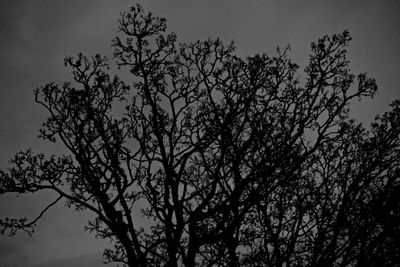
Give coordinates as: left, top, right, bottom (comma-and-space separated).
0, 253, 117, 267
31, 253, 107, 267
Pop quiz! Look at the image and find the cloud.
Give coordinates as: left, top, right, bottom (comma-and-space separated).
0, 240, 25, 258
0, 239, 32, 266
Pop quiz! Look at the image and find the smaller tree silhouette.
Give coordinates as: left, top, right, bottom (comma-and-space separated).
1, 4, 399, 267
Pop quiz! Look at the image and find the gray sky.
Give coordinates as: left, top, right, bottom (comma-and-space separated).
0, 0, 399, 266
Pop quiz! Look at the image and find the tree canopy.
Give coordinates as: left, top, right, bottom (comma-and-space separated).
1, 4, 399, 267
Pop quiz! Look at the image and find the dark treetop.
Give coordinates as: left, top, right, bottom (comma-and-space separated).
1, 4, 399, 267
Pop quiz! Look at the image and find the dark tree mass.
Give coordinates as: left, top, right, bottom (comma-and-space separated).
1, 5, 399, 267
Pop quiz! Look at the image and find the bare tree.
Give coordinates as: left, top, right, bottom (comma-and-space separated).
1, 4, 399, 267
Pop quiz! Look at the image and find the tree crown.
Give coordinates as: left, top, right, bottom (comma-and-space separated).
1, 4, 399, 267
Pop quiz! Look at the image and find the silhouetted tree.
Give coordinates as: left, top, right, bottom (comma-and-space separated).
1, 4, 399, 267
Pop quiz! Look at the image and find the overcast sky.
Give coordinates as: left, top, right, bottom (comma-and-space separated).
0, 1, 399, 266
